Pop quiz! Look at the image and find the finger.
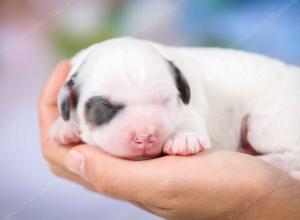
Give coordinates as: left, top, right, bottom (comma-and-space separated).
131, 202, 155, 214
42, 140, 72, 167
39, 60, 70, 107
39, 60, 70, 139
38, 61, 72, 168
49, 164, 96, 191
64, 145, 169, 202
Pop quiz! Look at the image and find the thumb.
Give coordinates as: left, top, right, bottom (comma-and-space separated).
64, 145, 164, 201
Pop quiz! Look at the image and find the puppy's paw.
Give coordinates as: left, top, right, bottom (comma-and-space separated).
49, 118, 81, 145
163, 132, 210, 156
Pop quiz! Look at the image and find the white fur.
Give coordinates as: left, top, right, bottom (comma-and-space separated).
49, 37, 300, 177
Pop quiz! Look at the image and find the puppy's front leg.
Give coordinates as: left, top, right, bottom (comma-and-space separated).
163, 106, 211, 156
49, 117, 81, 145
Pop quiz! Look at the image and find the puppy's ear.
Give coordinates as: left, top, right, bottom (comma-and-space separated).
58, 45, 95, 121
168, 61, 191, 105
58, 77, 78, 121
147, 42, 191, 104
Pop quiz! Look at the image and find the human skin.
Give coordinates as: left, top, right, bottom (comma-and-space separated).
39, 61, 300, 220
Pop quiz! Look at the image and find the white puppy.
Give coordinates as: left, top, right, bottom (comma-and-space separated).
49, 37, 300, 178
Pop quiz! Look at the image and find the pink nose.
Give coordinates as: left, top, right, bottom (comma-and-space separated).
132, 134, 157, 149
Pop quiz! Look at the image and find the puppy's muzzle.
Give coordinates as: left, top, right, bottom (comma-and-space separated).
126, 126, 164, 158
132, 133, 157, 149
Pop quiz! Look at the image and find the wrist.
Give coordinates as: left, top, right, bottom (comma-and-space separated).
239, 173, 300, 220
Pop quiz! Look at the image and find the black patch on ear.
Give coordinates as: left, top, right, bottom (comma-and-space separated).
61, 98, 71, 121
168, 61, 191, 104
85, 96, 125, 127
60, 73, 79, 121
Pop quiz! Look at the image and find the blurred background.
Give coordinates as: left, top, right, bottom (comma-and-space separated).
0, 0, 299, 219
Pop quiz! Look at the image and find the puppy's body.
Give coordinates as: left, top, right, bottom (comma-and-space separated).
50, 37, 300, 178
162, 46, 300, 151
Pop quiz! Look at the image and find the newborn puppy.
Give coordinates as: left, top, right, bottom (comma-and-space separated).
50, 37, 300, 178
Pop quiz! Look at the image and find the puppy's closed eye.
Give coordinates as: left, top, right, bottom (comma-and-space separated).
85, 96, 125, 127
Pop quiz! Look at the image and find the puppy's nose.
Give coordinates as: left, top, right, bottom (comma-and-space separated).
132, 134, 157, 149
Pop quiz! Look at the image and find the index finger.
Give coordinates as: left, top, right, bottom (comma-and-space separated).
39, 60, 70, 134
38, 60, 72, 167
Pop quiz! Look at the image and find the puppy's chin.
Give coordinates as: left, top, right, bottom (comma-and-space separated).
99, 142, 164, 160
122, 153, 162, 161
122, 143, 164, 160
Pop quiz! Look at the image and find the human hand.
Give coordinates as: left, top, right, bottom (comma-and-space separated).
39, 61, 300, 220
39, 60, 96, 191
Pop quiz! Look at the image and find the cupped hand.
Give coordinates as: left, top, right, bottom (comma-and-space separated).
39, 61, 300, 220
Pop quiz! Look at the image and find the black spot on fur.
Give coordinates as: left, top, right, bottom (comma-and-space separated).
168, 61, 191, 104
66, 72, 78, 89
61, 98, 71, 121
60, 73, 79, 121
85, 96, 124, 126
66, 78, 75, 88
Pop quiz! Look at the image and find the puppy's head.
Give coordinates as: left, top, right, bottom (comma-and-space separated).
59, 38, 190, 160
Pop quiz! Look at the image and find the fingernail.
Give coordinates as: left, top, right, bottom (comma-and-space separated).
65, 150, 85, 176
